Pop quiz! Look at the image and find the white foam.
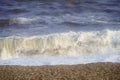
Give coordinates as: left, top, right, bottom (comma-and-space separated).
0, 53, 119, 66
11, 17, 38, 24
0, 29, 120, 60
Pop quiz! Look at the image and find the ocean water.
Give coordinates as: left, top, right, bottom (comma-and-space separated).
0, 0, 120, 66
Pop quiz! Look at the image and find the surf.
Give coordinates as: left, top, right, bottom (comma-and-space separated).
0, 29, 120, 60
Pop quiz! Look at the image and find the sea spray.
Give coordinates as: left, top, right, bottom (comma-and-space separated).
0, 29, 120, 60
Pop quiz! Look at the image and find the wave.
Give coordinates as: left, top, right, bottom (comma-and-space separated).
0, 11, 119, 28
0, 17, 38, 27
0, 29, 120, 60
0, 19, 11, 27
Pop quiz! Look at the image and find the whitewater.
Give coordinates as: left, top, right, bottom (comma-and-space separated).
0, 0, 120, 66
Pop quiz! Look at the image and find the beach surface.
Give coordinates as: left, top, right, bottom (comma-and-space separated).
0, 62, 120, 80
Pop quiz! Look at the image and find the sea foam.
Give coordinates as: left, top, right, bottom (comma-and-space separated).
0, 29, 120, 60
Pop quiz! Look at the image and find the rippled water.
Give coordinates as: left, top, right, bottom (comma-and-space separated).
0, 0, 120, 37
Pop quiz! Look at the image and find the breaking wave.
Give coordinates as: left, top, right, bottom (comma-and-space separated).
0, 29, 120, 60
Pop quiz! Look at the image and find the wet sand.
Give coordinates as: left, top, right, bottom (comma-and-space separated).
0, 62, 120, 80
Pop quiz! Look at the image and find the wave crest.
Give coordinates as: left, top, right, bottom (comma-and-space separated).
0, 29, 120, 59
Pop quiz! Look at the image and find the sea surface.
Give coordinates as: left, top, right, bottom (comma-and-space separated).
0, 0, 120, 66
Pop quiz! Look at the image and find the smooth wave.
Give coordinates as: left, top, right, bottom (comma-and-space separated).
4, 14, 119, 26
0, 29, 120, 60
0, 19, 13, 27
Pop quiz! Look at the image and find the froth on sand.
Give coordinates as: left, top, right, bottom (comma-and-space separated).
0, 62, 120, 80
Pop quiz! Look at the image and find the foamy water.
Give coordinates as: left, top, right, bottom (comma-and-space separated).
0, 29, 120, 65
0, 0, 120, 65
0, 53, 120, 66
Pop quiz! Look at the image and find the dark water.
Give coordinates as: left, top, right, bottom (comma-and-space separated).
0, 0, 120, 37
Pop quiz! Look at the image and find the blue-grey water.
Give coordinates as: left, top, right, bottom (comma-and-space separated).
0, 0, 120, 37
0, 0, 120, 65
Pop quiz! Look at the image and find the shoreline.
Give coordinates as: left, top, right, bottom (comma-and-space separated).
0, 62, 120, 80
